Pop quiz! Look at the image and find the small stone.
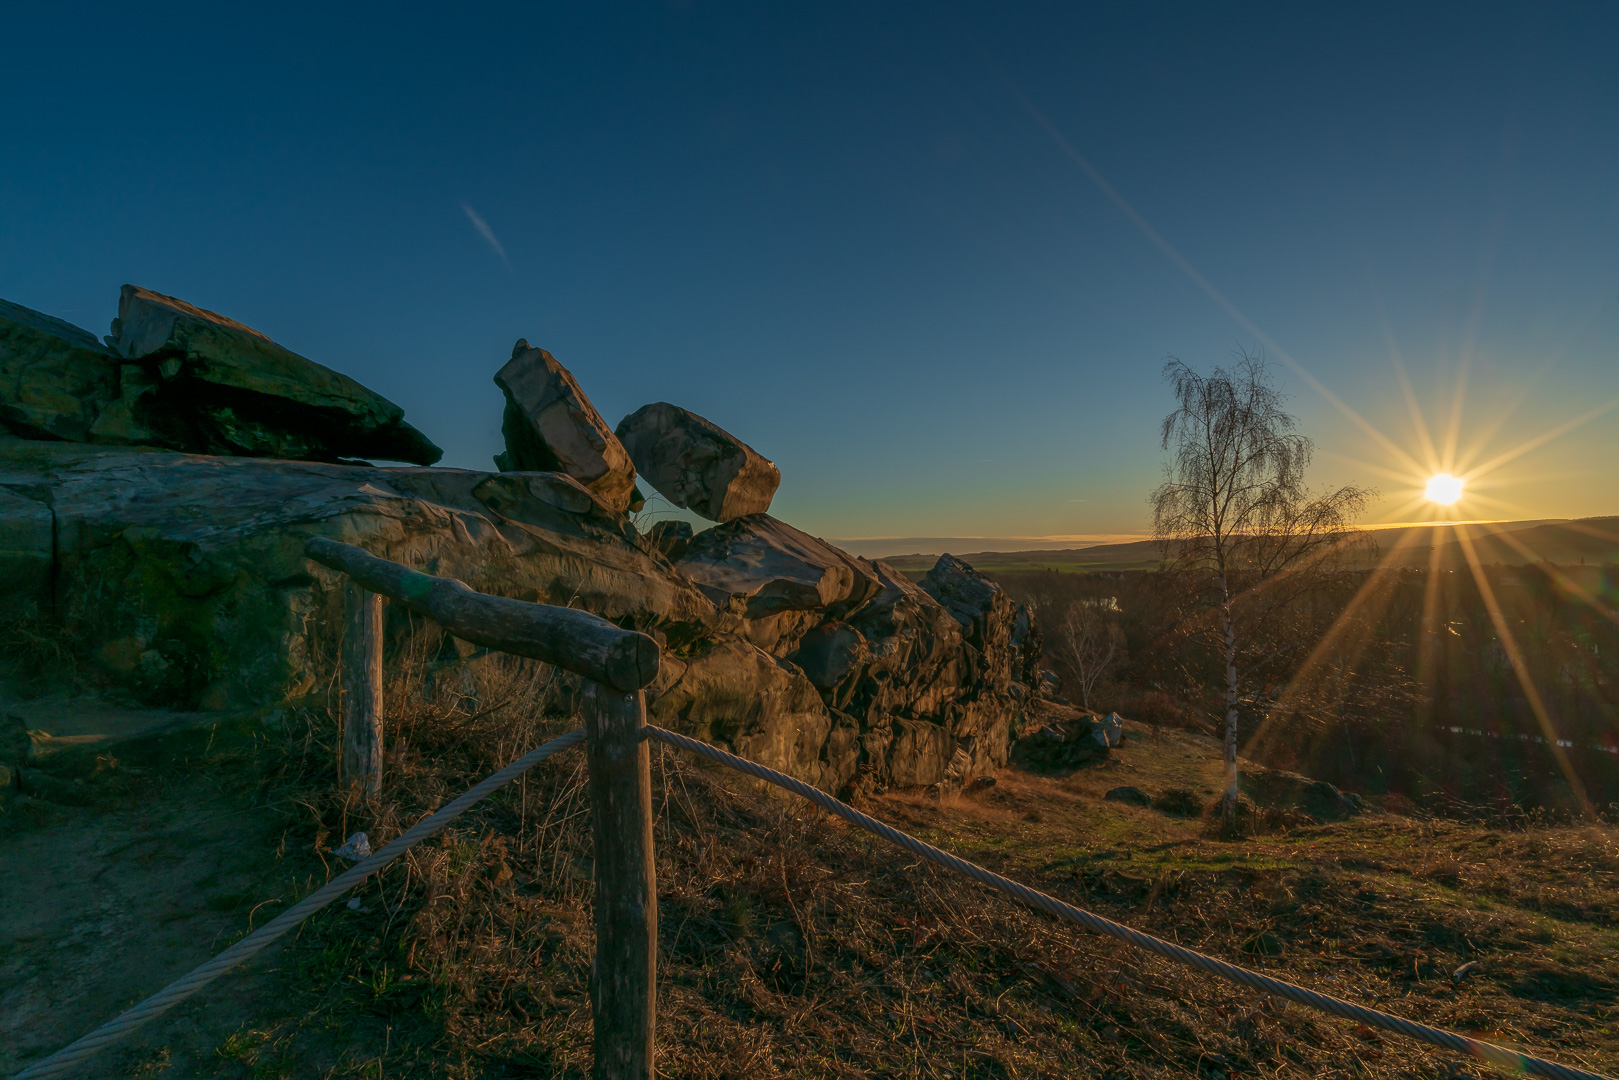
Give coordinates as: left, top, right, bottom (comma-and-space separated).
332, 832, 372, 860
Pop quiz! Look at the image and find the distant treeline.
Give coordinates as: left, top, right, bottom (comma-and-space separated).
996, 559, 1619, 817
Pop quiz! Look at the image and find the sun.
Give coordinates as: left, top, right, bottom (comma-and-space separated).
1424, 473, 1464, 505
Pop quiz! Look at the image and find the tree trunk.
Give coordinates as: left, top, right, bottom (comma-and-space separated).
1217, 573, 1240, 834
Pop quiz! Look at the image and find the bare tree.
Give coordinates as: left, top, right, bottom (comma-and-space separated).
1052, 597, 1124, 711
1150, 352, 1373, 833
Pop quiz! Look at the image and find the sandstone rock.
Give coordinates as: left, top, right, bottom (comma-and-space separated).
845, 560, 970, 720
677, 514, 881, 619
493, 340, 636, 512
922, 554, 1020, 696
614, 402, 779, 521
0, 299, 121, 442
787, 557, 1025, 790
648, 639, 849, 791
0, 441, 712, 707
109, 285, 442, 464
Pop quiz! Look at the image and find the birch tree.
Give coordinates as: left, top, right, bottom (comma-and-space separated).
1150, 353, 1372, 833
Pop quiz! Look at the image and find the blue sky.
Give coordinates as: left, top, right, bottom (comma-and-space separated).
4, 2, 1617, 554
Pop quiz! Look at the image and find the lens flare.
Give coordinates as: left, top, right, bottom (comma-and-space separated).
1424, 473, 1463, 505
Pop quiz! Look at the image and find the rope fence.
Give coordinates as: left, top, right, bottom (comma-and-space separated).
11, 728, 586, 1080
646, 724, 1616, 1080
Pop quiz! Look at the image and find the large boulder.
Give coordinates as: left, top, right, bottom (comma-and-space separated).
0, 441, 713, 707
676, 514, 881, 620
614, 402, 779, 521
108, 285, 442, 464
493, 341, 637, 513
0, 300, 121, 442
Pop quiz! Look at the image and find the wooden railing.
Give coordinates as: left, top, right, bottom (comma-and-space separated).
304, 536, 660, 1080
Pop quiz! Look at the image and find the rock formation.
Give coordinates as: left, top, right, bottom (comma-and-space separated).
677, 514, 882, 619
1, 289, 442, 464
493, 340, 637, 512
615, 402, 779, 521
0, 291, 1040, 796
0, 300, 120, 442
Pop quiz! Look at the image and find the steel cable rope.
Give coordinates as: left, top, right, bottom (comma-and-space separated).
645, 724, 1613, 1080
11, 728, 587, 1080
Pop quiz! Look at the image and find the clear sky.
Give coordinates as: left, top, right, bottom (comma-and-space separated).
4, 3, 1617, 555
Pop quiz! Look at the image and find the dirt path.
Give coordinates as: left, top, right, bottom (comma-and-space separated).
0, 714, 301, 1078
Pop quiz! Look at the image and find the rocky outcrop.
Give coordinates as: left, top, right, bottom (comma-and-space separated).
649, 639, 851, 792
106, 286, 442, 464
677, 514, 881, 620
1, 290, 1041, 797
1, 290, 442, 465
493, 341, 637, 513
0, 300, 120, 442
0, 441, 713, 707
615, 402, 779, 521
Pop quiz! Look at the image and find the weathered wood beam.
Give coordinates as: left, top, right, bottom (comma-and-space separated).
585, 682, 657, 1080
303, 537, 659, 692
341, 582, 384, 795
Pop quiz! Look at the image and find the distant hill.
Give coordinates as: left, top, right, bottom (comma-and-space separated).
878, 516, 1619, 576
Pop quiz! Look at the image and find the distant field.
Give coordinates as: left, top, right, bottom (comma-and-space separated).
883, 515, 1619, 576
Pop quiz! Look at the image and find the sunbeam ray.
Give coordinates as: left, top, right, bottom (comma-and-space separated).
1454, 524, 1596, 820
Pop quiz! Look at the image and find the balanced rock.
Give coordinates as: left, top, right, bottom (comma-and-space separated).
677, 514, 881, 618
614, 402, 779, 521
493, 340, 637, 513
109, 285, 442, 464
0, 300, 121, 442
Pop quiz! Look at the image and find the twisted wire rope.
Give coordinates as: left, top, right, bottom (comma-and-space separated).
646, 724, 1613, 1080
12, 728, 587, 1080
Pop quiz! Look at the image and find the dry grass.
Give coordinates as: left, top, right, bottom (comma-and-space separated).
15, 633, 1616, 1079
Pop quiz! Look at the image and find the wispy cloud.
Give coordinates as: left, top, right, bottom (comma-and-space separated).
460, 202, 510, 268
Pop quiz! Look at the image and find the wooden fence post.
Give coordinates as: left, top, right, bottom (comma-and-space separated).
342, 581, 384, 796
584, 681, 656, 1080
